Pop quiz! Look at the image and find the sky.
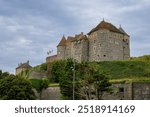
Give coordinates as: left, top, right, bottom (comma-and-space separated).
0, 0, 150, 73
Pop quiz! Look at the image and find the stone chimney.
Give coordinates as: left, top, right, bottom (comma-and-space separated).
27, 60, 29, 64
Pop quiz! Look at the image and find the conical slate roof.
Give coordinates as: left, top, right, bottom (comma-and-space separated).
88, 20, 124, 35
57, 35, 66, 46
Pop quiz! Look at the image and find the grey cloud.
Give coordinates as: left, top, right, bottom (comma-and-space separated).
0, 0, 150, 73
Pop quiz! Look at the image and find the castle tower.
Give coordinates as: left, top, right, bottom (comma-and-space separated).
57, 35, 66, 60
71, 32, 89, 62
88, 20, 130, 61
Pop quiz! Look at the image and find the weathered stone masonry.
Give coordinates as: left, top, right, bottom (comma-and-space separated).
46, 20, 130, 63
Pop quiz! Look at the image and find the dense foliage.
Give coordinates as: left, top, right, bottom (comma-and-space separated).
32, 63, 47, 71
51, 59, 111, 100
0, 71, 36, 100
51, 59, 81, 99
30, 78, 49, 99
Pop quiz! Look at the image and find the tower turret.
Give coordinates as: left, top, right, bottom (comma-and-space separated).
57, 35, 66, 60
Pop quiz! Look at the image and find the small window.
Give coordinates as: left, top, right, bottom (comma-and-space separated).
103, 55, 106, 57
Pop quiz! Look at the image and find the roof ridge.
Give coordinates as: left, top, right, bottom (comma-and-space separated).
88, 20, 124, 35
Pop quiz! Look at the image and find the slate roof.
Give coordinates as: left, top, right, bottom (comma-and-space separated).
88, 20, 124, 35
57, 35, 66, 46
16, 62, 32, 69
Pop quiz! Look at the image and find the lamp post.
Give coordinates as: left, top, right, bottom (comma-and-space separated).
73, 59, 75, 100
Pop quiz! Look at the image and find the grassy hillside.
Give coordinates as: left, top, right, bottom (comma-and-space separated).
37, 55, 150, 83
95, 60, 150, 79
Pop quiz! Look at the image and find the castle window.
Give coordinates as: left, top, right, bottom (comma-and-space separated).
94, 40, 96, 43
103, 55, 106, 57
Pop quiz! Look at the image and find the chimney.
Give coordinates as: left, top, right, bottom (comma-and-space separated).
27, 60, 29, 64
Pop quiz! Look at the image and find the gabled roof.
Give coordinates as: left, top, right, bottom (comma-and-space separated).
119, 26, 129, 36
88, 20, 124, 35
16, 61, 32, 69
57, 35, 66, 46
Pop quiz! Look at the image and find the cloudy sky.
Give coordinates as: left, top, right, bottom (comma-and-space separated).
0, 0, 150, 73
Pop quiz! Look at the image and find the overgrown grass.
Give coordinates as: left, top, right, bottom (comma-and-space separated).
110, 77, 150, 83
93, 60, 150, 79
48, 83, 59, 87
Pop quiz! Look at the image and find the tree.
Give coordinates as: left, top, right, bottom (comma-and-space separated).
93, 71, 111, 99
0, 75, 36, 100
30, 78, 49, 99
0, 70, 10, 79
78, 62, 111, 100
51, 59, 81, 100
17, 68, 31, 79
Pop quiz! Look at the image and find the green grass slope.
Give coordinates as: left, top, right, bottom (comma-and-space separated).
92, 55, 150, 80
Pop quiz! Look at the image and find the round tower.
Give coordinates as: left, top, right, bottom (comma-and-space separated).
57, 35, 66, 60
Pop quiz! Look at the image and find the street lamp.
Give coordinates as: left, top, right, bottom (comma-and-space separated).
73, 59, 75, 100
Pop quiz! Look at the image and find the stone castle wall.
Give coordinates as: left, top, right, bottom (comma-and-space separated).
39, 82, 150, 100
46, 21, 130, 63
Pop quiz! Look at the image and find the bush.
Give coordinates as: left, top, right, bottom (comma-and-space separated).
0, 75, 36, 100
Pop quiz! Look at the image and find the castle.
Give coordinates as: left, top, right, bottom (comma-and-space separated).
46, 20, 130, 63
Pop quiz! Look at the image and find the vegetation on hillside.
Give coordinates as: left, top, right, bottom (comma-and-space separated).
30, 78, 49, 99
0, 70, 36, 100
50, 59, 111, 100
48, 55, 150, 99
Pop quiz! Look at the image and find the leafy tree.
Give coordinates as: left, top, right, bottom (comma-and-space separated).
0, 75, 36, 100
17, 69, 31, 79
0, 70, 10, 79
51, 60, 66, 83
30, 78, 49, 99
51, 59, 81, 100
51, 60, 111, 100
77, 62, 111, 100
93, 71, 111, 99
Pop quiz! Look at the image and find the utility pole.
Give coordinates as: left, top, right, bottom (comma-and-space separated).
73, 59, 75, 100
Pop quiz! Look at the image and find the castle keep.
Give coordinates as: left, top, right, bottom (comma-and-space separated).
46, 20, 130, 63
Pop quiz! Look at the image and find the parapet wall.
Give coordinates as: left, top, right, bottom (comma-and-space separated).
46, 55, 58, 63
103, 82, 150, 100
38, 82, 150, 100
